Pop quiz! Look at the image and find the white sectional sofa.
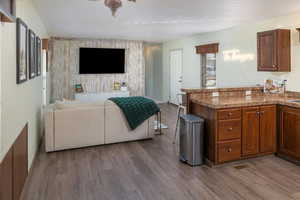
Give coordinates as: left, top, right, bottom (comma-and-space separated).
44, 100, 155, 152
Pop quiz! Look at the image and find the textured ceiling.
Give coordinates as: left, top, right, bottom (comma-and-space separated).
33, 0, 300, 42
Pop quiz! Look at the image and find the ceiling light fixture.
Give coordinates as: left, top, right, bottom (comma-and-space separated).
104, 0, 136, 17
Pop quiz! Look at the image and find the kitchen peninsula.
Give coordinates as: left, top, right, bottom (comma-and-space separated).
183, 87, 300, 166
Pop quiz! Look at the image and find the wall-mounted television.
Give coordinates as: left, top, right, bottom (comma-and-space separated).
79, 48, 125, 74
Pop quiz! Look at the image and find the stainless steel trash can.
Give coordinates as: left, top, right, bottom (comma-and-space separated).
179, 114, 204, 166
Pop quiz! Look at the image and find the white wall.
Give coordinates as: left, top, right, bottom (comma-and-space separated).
162, 12, 300, 101
0, 0, 48, 170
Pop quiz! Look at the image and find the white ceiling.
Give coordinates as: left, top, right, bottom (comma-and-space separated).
33, 0, 300, 42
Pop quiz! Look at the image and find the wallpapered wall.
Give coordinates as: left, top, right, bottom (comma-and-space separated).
49, 38, 145, 101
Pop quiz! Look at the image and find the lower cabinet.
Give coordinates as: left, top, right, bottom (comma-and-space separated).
216, 108, 242, 163
259, 105, 277, 153
278, 106, 300, 160
217, 139, 241, 163
242, 105, 276, 157
0, 124, 28, 200
242, 107, 260, 156
192, 103, 277, 165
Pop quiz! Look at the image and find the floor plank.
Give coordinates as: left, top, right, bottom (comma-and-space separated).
21, 104, 300, 200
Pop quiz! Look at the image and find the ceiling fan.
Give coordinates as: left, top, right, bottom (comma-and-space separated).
90, 0, 136, 17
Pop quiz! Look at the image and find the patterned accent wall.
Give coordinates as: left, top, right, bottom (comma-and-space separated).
48, 38, 145, 101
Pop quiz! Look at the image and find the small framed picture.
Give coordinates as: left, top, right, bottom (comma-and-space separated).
75, 84, 84, 93
16, 18, 28, 84
36, 36, 42, 76
28, 29, 36, 79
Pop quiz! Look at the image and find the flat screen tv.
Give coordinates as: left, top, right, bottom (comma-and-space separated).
79, 48, 125, 74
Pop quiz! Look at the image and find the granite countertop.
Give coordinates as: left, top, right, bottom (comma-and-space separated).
182, 86, 263, 94
191, 95, 300, 109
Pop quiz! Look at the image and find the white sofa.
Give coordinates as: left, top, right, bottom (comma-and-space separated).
44, 100, 155, 152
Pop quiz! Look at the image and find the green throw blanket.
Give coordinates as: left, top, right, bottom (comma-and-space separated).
109, 96, 160, 130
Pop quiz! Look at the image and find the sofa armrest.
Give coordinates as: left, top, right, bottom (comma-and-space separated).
44, 107, 54, 152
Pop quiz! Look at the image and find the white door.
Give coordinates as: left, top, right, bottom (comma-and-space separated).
170, 49, 183, 105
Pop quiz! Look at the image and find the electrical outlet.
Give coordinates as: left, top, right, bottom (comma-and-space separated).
245, 90, 252, 96
212, 92, 219, 97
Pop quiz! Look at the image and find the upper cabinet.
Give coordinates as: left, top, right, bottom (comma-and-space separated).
257, 29, 291, 72
0, 0, 16, 23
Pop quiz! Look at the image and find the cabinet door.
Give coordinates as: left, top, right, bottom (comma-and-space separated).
242, 107, 260, 156
257, 30, 277, 71
279, 106, 300, 159
259, 105, 276, 153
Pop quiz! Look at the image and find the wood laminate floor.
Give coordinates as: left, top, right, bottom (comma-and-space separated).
21, 104, 300, 200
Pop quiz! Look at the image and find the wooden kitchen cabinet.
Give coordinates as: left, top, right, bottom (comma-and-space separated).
278, 106, 300, 161
242, 105, 276, 157
242, 107, 260, 156
216, 108, 242, 163
191, 102, 276, 165
257, 29, 290, 72
217, 139, 241, 163
259, 105, 276, 153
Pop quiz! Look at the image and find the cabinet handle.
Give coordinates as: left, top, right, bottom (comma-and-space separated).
260, 111, 265, 115
228, 112, 233, 116
227, 127, 233, 131
256, 111, 260, 116
227, 148, 232, 153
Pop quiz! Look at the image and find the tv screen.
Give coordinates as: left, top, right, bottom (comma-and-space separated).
79, 48, 125, 74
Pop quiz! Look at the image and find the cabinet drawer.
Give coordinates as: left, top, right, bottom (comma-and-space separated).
218, 119, 241, 141
218, 140, 241, 163
218, 109, 241, 120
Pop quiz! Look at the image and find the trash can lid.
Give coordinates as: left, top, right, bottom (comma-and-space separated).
180, 114, 204, 123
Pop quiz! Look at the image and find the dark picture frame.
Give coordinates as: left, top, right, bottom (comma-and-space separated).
28, 29, 36, 79
36, 36, 41, 76
16, 18, 28, 84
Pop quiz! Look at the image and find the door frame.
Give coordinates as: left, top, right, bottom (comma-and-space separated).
169, 48, 183, 105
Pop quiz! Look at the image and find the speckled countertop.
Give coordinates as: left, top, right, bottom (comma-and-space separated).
182, 86, 263, 94
191, 95, 300, 109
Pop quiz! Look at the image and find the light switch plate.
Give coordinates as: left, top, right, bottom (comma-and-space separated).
212, 92, 219, 97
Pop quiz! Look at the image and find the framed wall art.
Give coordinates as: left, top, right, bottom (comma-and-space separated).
28, 29, 36, 79
16, 18, 28, 84
36, 36, 41, 76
